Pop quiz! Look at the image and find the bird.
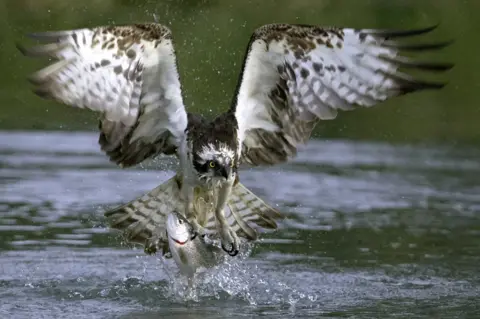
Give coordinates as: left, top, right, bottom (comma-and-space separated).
17, 21, 453, 257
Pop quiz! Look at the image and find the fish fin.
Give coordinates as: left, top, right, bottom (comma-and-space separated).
204, 182, 284, 241
104, 175, 183, 254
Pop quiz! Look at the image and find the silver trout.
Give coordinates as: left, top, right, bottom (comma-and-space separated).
166, 211, 223, 279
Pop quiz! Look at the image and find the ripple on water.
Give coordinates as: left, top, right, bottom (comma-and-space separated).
1, 131, 480, 318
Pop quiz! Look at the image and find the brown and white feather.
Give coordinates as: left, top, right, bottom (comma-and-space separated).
232, 24, 453, 166
104, 176, 183, 246
103, 176, 283, 255
18, 22, 452, 257
18, 23, 188, 167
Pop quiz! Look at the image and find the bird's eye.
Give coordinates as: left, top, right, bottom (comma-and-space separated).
178, 219, 183, 224
209, 161, 215, 168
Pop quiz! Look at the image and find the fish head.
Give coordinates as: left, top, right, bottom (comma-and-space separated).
166, 211, 193, 246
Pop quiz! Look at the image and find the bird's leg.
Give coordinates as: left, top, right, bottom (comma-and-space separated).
215, 181, 239, 256
182, 184, 205, 238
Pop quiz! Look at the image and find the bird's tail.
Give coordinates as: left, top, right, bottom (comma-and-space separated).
103, 176, 284, 250
193, 181, 284, 240
220, 182, 284, 240
104, 175, 182, 248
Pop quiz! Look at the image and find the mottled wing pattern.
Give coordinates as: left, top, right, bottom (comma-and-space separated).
103, 176, 282, 254
104, 176, 184, 255
203, 182, 284, 240
18, 23, 187, 167
232, 24, 453, 166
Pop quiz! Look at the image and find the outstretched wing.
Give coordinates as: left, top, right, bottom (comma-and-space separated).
18, 23, 188, 167
231, 24, 453, 166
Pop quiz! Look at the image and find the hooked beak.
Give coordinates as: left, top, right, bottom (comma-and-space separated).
219, 165, 231, 179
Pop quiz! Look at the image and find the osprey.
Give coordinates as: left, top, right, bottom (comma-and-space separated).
18, 22, 452, 257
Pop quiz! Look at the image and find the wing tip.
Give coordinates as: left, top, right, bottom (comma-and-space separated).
398, 79, 449, 94
366, 23, 441, 39
384, 39, 455, 52
16, 41, 51, 58
31, 86, 54, 99
381, 56, 455, 73
15, 43, 29, 56
26, 30, 71, 41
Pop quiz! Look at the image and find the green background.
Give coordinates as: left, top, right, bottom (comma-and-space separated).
1, 0, 478, 144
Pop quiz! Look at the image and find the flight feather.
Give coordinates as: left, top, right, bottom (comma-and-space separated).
232, 24, 453, 166
18, 23, 188, 167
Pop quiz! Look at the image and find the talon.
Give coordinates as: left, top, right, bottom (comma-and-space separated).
221, 243, 239, 257
218, 225, 240, 257
190, 232, 198, 241
221, 243, 232, 253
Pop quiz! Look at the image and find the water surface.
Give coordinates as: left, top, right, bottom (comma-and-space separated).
1, 131, 479, 318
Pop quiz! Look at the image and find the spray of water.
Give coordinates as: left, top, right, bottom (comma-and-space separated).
152, 241, 319, 308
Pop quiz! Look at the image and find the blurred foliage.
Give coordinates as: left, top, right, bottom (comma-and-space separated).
1, 0, 479, 143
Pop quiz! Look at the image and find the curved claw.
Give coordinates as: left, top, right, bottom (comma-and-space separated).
190, 232, 198, 241
218, 225, 240, 257
221, 243, 239, 257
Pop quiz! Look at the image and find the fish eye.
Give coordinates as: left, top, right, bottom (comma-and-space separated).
209, 161, 215, 168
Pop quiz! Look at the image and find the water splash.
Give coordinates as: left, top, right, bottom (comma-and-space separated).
2, 132, 480, 318
153, 242, 320, 309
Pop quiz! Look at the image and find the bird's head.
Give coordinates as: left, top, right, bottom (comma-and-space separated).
192, 143, 236, 183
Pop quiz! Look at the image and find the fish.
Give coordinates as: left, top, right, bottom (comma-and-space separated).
165, 211, 223, 279
103, 176, 283, 283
